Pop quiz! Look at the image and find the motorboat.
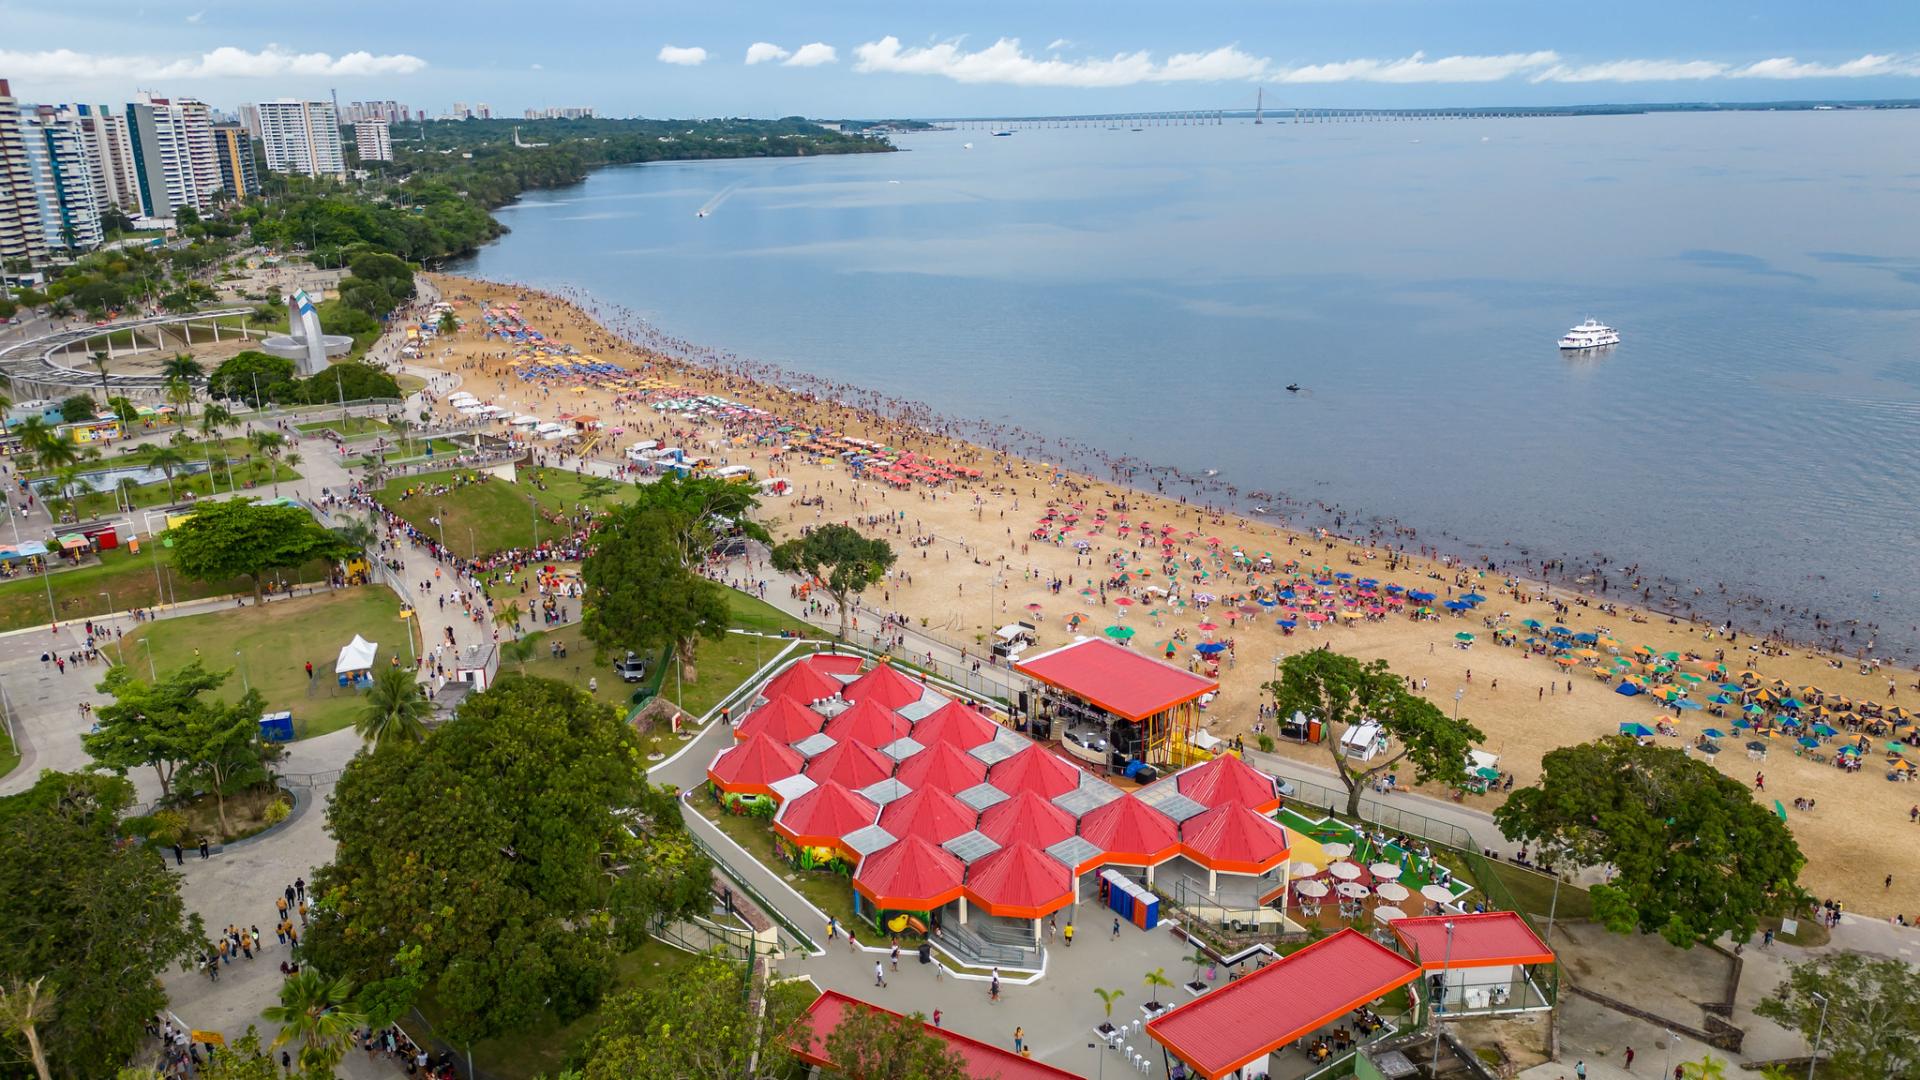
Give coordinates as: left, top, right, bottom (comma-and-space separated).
1557, 319, 1620, 350
1286, 383, 1301, 393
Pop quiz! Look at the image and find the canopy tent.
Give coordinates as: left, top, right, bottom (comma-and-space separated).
707, 733, 805, 797
760, 658, 845, 706
801, 740, 895, 791
1076, 795, 1181, 867
1340, 722, 1385, 760
964, 842, 1075, 919
734, 696, 826, 744
334, 634, 378, 675
853, 836, 967, 911
842, 662, 927, 711
1015, 637, 1216, 722
911, 700, 1000, 750
878, 787, 979, 847
1180, 802, 1292, 875
773, 782, 879, 852
894, 741, 988, 794
1175, 753, 1281, 813
823, 697, 912, 749
988, 744, 1084, 800
977, 790, 1077, 850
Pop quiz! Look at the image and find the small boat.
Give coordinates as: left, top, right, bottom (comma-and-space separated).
962, 142, 974, 150
695, 210, 707, 218
1557, 318, 1620, 350
991, 130, 1014, 137
1285, 384, 1301, 393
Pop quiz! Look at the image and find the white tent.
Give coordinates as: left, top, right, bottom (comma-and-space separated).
335, 634, 379, 674
512, 415, 540, 427
1341, 721, 1384, 761
448, 391, 477, 403
1467, 749, 1500, 772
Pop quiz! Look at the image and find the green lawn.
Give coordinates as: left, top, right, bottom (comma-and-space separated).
664, 595, 817, 718
0, 543, 333, 633
124, 586, 418, 740
295, 417, 389, 436
503, 623, 661, 715
1478, 860, 1594, 923
413, 938, 703, 1080
695, 794, 864, 936
0, 727, 18, 781
376, 467, 635, 558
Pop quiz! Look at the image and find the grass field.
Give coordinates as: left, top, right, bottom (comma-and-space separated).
664, 594, 816, 718
124, 586, 418, 740
696, 795, 862, 935
0, 544, 333, 633
376, 468, 635, 558
0, 727, 17, 781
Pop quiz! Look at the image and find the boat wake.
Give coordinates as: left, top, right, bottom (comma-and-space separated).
696, 178, 749, 219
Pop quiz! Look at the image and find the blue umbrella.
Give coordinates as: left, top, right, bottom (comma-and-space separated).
1384, 584, 1405, 593
1719, 683, 1743, 693
1675, 700, 1703, 711
1277, 619, 1297, 629
1336, 572, 1354, 580
1574, 632, 1599, 644
1278, 589, 1297, 600
1256, 597, 1277, 608
1444, 600, 1470, 611
1619, 722, 1654, 737
1702, 728, 1727, 738
1195, 642, 1228, 655
1409, 590, 1436, 602
1459, 592, 1486, 604
1813, 723, 1838, 737
1839, 744, 1862, 756
1709, 694, 1732, 705
1797, 736, 1820, 748
1733, 718, 1752, 729
1549, 625, 1574, 637
1356, 579, 1379, 589
1780, 698, 1806, 710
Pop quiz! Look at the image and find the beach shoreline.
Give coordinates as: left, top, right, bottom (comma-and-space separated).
413, 270, 1920, 915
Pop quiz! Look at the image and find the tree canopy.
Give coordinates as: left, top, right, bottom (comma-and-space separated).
168, 499, 349, 602
1494, 737, 1810, 947
208, 351, 297, 407
582, 504, 731, 681
303, 676, 710, 1045
821, 1006, 970, 1080
770, 524, 896, 639
627, 473, 766, 570
565, 955, 813, 1080
1754, 951, 1920, 1079
1265, 649, 1483, 817
0, 772, 204, 1078
82, 661, 224, 799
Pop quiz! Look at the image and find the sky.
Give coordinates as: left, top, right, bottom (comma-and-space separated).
4, 0, 1919, 117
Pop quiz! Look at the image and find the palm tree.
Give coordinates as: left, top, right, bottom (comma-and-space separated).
0, 369, 12, 424
198, 404, 233, 492
1092, 987, 1124, 1038
165, 376, 193, 422
89, 351, 111, 404
389, 415, 413, 457
261, 969, 364, 1078
116, 475, 140, 513
0, 977, 55, 1080
499, 636, 537, 674
356, 664, 430, 749
1142, 967, 1174, 1012
493, 601, 522, 640
250, 430, 286, 495
160, 353, 204, 384
437, 310, 458, 335
284, 451, 302, 496
147, 447, 188, 503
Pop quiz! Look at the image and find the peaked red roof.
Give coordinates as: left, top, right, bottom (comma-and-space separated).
842, 662, 926, 711
1389, 911, 1555, 969
878, 787, 978, 847
894, 741, 988, 794
965, 842, 1075, 919
977, 789, 1076, 850
989, 743, 1084, 800
734, 696, 825, 744
1147, 929, 1421, 1079
1176, 753, 1281, 813
707, 732, 805, 796
1180, 802, 1292, 875
760, 660, 844, 706
911, 699, 1000, 750
853, 836, 966, 910
1015, 637, 1217, 722
773, 781, 878, 849
822, 697, 911, 748
803, 740, 895, 791
1076, 794, 1181, 867
793, 991, 1082, 1080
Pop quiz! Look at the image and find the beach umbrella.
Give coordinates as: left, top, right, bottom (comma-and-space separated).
1294, 879, 1330, 899
1112, 596, 1135, 608
1025, 602, 1043, 613
1320, 842, 1352, 859
1521, 619, 1543, 630
1194, 642, 1227, 655
1335, 882, 1371, 899
1372, 905, 1408, 924
1375, 881, 1411, 902
1474, 767, 1501, 782
1420, 884, 1455, 904
1719, 683, 1743, 694
1812, 723, 1838, 737
1103, 625, 1135, 641
1797, 736, 1820, 748
1661, 651, 1681, 662
1709, 694, 1732, 705
1619, 722, 1654, 738
1277, 619, 1298, 629
1698, 743, 1721, 755
1369, 863, 1402, 880
1746, 741, 1769, 753
1196, 621, 1219, 634
1837, 745, 1860, 756
1678, 672, 1704, 684
1702, 728, 1727, 738
1454, 632, 1475, 643
1675, 700, 1703, 711
1327, 861, 1363, 881
1549, 625, 1573, 637
1574, 632, 1599, 644
1780, 698, 1806, 710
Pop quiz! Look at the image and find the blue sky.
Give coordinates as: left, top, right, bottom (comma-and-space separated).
5, 0, 1919, 117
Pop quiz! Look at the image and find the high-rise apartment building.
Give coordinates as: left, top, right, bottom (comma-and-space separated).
0, 79, 46, 263
75, 105, 140, 213
21, 105, 104, 252
352, 119, 392, 162
524, 106, 595, 120
126, 93, 219, 218
255, 99, 346, 178
238, 103, 261, 139
211, 122, 259, 197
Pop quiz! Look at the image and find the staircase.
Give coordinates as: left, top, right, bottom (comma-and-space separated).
937, 922, 1031, 969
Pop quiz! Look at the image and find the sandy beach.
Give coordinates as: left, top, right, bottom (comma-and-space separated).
410, 271, 1920, 919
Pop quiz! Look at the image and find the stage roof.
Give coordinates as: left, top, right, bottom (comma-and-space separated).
1015, 637, 1217, 722
1389, 911, 1555, 969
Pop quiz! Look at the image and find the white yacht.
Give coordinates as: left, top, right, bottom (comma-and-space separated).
1558, 319, 1620, 350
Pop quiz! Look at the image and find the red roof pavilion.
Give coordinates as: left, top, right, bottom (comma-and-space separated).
792, 991, 1081, 1080
822, 697, 912, 748
706, 732, 805, 797
842, 662, 926, 711
989, 743, 1084, 800
878, 787, 978, 847
733, 696, 824, 744
1389, 911, 1555, 969
802, 740, 895, 791
760, 660, 844, 706
965, 842, 1075, 919
894, 741, 988, 794
853, 836, 966, 910
1180, 802, 1292, 875
808, 653, 865, 676
1176, 753, 1281, 813
977, 790, 1077, 850
773, 781, 879, 852
911, 699, 1000, 750
1076, 795, 1181, 867
1146, 929, 1421, 1080
1015, 637, 1217, 722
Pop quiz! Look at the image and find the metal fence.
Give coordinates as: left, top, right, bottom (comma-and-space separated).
1246, 758, 1479, 853
683, 825, 819, 955
834, 624, 1025, 706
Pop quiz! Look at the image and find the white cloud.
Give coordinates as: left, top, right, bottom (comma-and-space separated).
784, 42, 838, 67
1272, 51, 1561, 84
1046, 38, 1073, 51
530, 62, 544, 71
657, 45, 708, 66
1732, 54, 1920, 78
853, 36, 1267, 87
1533, 59, 1728, 83
745, 42, 790, 65
0, 45, 427, 80
185, 10, 204, 23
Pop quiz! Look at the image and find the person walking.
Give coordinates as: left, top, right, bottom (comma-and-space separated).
1062, 922, 1075, 948
874, 961, 886, 989
1111, 916, 1121, 940
171, 842, 183, 866
1625, 1047, 1635, 1070
931, 1009, 942, 1028
1574, 1061, 1586, 1080
1013, 1026, 1024, 1053
890, 943, 900, 971
989, 968, 1001, 1003
198, 837, 210, 860
826, 916, 838, 941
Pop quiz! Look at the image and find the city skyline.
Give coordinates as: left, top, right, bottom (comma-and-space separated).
2, 0, 1919, 116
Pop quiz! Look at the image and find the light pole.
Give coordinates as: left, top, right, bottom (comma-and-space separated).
1453, 687, 1464, 721
1085, 1043, 1105, 1080
140, 637, 156, 681
235, 650, 249, 693
1807, 991, 1829, 1080
1429, 919, 1455, 1069
99, 590, 123, 663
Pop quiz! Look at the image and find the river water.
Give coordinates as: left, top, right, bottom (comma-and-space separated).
450, 110, 1920, 656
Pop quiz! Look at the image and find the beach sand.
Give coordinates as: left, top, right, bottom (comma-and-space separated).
415, 272, 1920, 919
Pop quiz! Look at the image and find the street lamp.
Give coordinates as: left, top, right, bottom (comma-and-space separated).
1807, 991, 1830, 1080
1085, 1043, 1105, 1080
235, 650, 250, 693
1429, 919, 1455, 1068
1452, 687, 1464, 721
139, 638, 156, 681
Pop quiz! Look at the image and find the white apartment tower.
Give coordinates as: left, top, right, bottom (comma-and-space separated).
0, 79, 46, 263
352, 118, 392, 162
126, 93, 219, 218
76, 105, 141, 213
256, 99, 346, 178
21, 105, 103, 252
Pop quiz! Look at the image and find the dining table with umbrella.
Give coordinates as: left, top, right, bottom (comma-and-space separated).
1369, 862, 1402, 880
1327, 861, 1364, 881
1375, 881, 1412, 903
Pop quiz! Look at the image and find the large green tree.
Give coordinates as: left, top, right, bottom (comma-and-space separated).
1755, 952, 1920, 1078
82, 662, 225, 798
567, 956, 813, 1080
1265, 649, 1483, 818
821, 1006, 969, 1080
582, 504, 731, 682
769, 524, 896, 640
1494, 737, 1809, 947
0, 772, 204, 1078
628, 473, 766, 569
207, 351, 297, 407
177, 685, 272, 839
169, 498, 348, 602
304, 676, 709, 1045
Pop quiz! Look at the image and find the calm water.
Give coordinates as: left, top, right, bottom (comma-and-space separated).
451, 111, 1920, 655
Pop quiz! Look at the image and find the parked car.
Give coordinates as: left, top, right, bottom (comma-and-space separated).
614, 652, 650, 683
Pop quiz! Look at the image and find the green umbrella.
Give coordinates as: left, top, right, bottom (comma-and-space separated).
1677, 673, 1704, 684
1454, 632, 1475, 642
1104, 625, 1135, 641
